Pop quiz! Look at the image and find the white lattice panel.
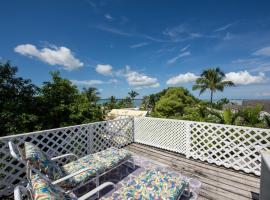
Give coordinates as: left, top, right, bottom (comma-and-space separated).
188, 121, 270, 176
0, 118, 133, 197
91, 117, 134, 153
134, 117, 189, 154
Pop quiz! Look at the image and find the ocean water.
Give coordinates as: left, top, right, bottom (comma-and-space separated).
98, 99, 142, 108
98, 99, 243, 108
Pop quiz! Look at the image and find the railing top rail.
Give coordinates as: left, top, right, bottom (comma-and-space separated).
136, 116, 270, 132
0, 117, 134, 140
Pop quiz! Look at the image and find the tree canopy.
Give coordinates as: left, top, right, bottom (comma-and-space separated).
0, 62, 103, 136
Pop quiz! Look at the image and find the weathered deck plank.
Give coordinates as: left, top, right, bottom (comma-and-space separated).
125, 143, 260, 200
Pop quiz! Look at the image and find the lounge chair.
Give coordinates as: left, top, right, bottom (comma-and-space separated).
14, 168, 189, 200
8, 141, 134, 192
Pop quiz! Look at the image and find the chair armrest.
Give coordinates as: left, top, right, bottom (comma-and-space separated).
52, 167, 90, 185
78, 182, 115, 200
14, 186, 29, 200
51, 153, 78, 161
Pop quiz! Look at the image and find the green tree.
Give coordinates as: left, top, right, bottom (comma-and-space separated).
128, 90, 139, 99
208, 108, 240, 125
240, 105, 263, 126
39, 71, 79, 129
192, 68, 234, 104
264, 116, 270, 128
153, 87, 198, 118
128, 90, 139, 107
140, 89, 168, 110
82, 87, 100, 104
0, 62, 39, 135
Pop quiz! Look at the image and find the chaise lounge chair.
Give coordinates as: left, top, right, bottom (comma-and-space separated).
14, 168, 189, 200
8, 141, 134, 192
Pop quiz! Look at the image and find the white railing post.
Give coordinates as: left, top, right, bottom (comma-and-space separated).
185, 121, 192, 158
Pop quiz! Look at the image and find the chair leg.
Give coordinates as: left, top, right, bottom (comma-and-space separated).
95, 174, 100, 198
182, 183, 190, 198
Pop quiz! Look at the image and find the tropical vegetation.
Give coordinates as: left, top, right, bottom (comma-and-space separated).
1, 62, 269, 137
192, 67, 234, 104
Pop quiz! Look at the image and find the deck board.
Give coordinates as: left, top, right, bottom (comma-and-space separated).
124, 143, 260, 200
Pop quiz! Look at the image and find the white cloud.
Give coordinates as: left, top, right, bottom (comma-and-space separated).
163, 25, 202, 42
166, 72, 198, 85
71, 79, 104, 86
181, 45, 190, 52
14, 44, 83, 71
214, 23, 233, 32
104, 14, 114, 21
253, 46, 270, 57
225, 71, 267, 85
96, 64, 113, 76
109, 79, 118, 84
167, 51, 191, 64
119, 66, 160, 89
130, 42, 149, 48
71, 78, 118, 86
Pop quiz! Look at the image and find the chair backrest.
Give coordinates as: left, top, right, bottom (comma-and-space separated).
9, 140, 64, 181
14, 175, 77, 200
8, 141, 26, 164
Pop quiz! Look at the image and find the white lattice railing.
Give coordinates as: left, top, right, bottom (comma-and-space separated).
1, 116, 270, 197
134, 117, 270, 176
0, 118, 133, 197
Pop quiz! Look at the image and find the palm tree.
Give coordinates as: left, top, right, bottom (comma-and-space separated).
192, 67, 234, 104
83, 87, 100, 104
108, 96, 117, 109
209, 109, 240, 125
128, 90, 139, 100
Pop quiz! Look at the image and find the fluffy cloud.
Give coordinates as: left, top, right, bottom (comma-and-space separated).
166, 71, 267, 86
253, 46, 270, 57
96, 64, 113, 76
120, 66, 160, 89
167, 51, 191, 64
225, 71, 267, 85
14, 44, 83, 70
166, 73, 198, 85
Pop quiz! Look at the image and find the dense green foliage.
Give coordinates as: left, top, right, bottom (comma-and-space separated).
141, 87, 270, 129
0, 62, 103, 136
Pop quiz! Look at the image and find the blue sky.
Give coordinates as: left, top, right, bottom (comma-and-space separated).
1, 0, 270, 99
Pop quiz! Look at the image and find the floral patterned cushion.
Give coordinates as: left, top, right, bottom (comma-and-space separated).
30, 174, 77, 200
61, 147, 132, 186
102, 169, 187, 200
24, 142, 64, 181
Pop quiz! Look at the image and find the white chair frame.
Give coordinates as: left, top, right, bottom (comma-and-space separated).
8, 140, 135, 195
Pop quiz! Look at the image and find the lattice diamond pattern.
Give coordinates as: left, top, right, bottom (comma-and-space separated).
189, 122, 270, 175
0, 118, 133, 197
134, 117, 189, 154
0, 117, 269, 197
91, 118, 133, 153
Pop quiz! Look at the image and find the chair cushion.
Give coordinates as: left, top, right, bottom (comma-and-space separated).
61, 147, 132, 187
24, 142, 64, 181
30, 174, 76, 200
102, 169, 187, 200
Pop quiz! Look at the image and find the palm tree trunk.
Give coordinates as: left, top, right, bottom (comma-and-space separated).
210, 90, 213, 104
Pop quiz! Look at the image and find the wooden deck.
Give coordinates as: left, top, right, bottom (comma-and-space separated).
124, 143, 260, 200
